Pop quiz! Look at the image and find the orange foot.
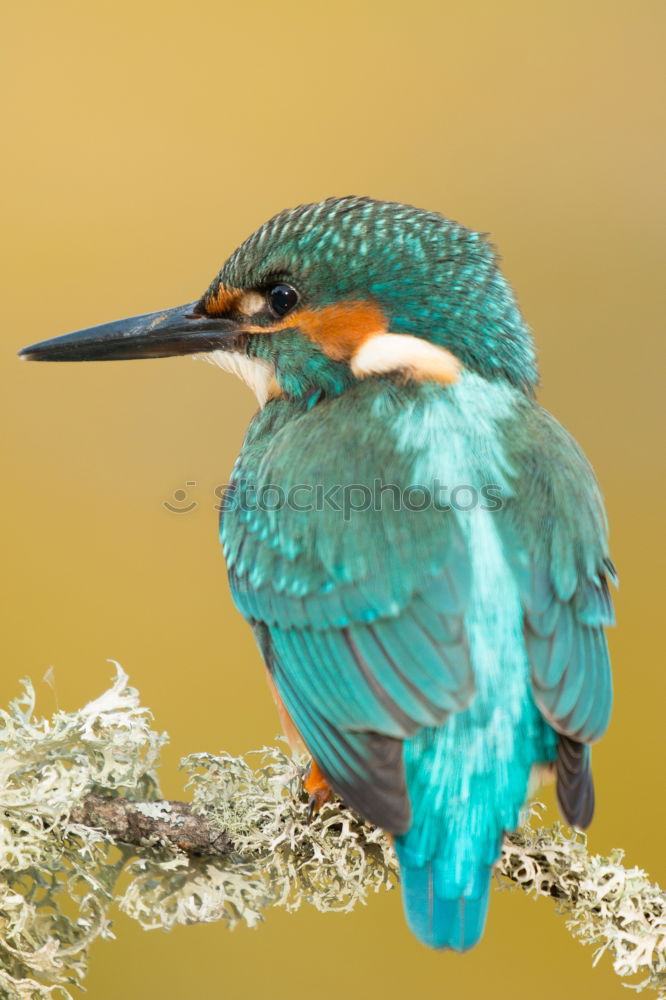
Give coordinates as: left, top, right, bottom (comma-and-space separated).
303, 759, 333, 816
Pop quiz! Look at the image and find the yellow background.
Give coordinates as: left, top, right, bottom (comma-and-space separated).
2, 1, 664, 997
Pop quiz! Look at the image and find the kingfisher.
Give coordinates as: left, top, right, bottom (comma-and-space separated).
20, 197, 615, 951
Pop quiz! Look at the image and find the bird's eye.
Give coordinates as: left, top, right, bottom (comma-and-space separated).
267, 283, 299, 318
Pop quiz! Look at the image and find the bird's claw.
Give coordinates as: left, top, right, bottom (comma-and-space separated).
303, 759, 332, 819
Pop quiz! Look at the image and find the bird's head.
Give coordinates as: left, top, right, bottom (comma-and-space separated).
20, 197, 538, 400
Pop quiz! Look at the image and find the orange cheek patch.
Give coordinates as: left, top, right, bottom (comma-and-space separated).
245, 299, 388, 361
292, 300, 388, 360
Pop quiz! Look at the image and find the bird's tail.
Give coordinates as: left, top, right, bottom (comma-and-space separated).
397, 854, 493, 952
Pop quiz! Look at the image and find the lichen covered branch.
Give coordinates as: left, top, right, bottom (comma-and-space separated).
0, 668, 664, 1000
501, 826, 666, 991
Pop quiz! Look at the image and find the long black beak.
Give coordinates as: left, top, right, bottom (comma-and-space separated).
18, 302, 243, 362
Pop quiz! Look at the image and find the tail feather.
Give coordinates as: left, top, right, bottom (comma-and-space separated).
556, 736, 595, 829
399, 861, 492, 951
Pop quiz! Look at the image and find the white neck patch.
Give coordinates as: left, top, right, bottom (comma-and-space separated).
198, 350, 279, 407
351, 333, 460, 385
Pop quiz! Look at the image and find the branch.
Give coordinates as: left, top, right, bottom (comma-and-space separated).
1, 666, 664, 1000
71, 794, 234, 857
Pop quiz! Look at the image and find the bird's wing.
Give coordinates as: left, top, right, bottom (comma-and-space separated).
222, 383, 480, 834
497, 399, 615, 826
222, 381, 614, 833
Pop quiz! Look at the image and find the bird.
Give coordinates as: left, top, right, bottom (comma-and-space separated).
19, 196, 615, 951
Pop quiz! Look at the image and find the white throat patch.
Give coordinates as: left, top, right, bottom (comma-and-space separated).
199, 350, 279, 407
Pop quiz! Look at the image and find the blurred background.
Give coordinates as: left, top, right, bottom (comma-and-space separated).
2, 0, 664, 996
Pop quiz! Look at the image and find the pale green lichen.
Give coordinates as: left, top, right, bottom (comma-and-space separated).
0, 665, 165, 998
120, 749, 395, 931
0, 669, 663, 999
499, 822, 666, 996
